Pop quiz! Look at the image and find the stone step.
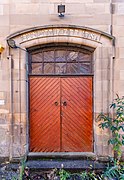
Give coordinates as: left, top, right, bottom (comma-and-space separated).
0, 159, 108, 179
25, 159, 107, 170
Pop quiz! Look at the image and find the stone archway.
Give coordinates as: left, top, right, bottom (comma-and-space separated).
6, 25, 115, 158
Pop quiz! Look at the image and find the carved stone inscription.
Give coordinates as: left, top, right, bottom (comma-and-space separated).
20, 28, 101, 43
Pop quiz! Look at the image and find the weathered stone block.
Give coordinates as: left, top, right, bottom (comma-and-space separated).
102, 146, 109, 156
89, 25, 110, 33
15, 4, 40, 14
117, 3, 124, 14
119, 80, 124, 91
0, 15, 9, 26
13, 143, 22, 157
94, 0, 110, 2
85, 4, 108, 15
0, 81, 9, 91
113, 26, 124, 36
95, 135, 103, 145
113, 15, 124, 25
65, 3, 86, 14
119, 48, 124, 58
113, 0, 124, 3
3, 4, 10, 15
0, 5, 3, 15
0, 92, 5, 99
119, 59, 124, 70
117, 37, 124, 46
0, 0, 9, 4
0, 127, 8, 145
95, 144, 103, 155
65, 0, 93, 3
120, 70, 124, 80
0, 114, 7, 124
11, 0, 31, 3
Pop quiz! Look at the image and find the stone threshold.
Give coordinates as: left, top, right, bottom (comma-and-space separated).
28, 152, 96, 160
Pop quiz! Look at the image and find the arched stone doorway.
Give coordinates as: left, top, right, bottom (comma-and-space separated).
28, 44, 93, 152
6, 25, 115, 158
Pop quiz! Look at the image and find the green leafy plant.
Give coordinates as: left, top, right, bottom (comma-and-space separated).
12, 177, 18, 180
98, 95, 124, 159
19, 156, 27, 180
101, 158, 124, 180
59, 169, 70, 180
103, 163, 120, 179
120, 173, 124, 180
59, 168, 102, 180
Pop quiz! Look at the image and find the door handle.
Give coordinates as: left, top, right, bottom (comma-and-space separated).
54, 101, 58, 106
63, 101, 67, 106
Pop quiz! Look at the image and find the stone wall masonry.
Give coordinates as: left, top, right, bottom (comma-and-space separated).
116, 3, 124, 14
112, 0, 124, 102
119, 48, 124, 58
119, 59, 124, 70
0, 0, 112, 35
94, 120, 112, 157
0, 114, 10, 157
117, 37, 124, 47
7, 1, 110, 16
113, 15, 124, 26
94, 0, 110, 2
0, 0, 9, 4
8, 14, 111, 29
112, 0, 124, 2
0, 15, 9, 26
0, 0, 123, 159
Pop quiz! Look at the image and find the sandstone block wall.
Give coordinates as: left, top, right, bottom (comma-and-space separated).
0, 0, 123, 159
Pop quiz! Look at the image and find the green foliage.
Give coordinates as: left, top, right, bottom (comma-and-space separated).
80, 171, 88, 179
103, 164, 120, 179
19, 156, 26, 180
59, 168, 102, 180
98, 95, 124, 159
12, 177, 18, 180
59, 169, 70, 180
120, 174, 124, 180
58, 163, 124, 180
101, 158, 124, 180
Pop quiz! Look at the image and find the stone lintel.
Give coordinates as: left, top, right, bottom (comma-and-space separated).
6, 25, 115, 45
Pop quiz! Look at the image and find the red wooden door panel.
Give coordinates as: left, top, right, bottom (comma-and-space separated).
29, 77, 60, 152
29, 77, 93, 152
61, 77, 93, 152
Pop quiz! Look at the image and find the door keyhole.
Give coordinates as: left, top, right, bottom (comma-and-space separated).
63, 101, 67, 106
54, 101, 58, 106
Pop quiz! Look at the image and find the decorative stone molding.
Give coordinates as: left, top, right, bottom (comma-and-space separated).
6, 25, 115, 48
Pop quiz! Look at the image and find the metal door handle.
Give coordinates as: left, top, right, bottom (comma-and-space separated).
54, 101, 58, 106
63, 101, 67, 106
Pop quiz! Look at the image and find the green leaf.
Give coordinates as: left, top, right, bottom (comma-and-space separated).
110, 126, 118, 132
122, 140, 124, 145
119, 125, 124, 131
109, 139, 116, 145
98, 96, 124, 159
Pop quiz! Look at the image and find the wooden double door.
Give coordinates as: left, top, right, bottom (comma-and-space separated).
29, 76, 93, 152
